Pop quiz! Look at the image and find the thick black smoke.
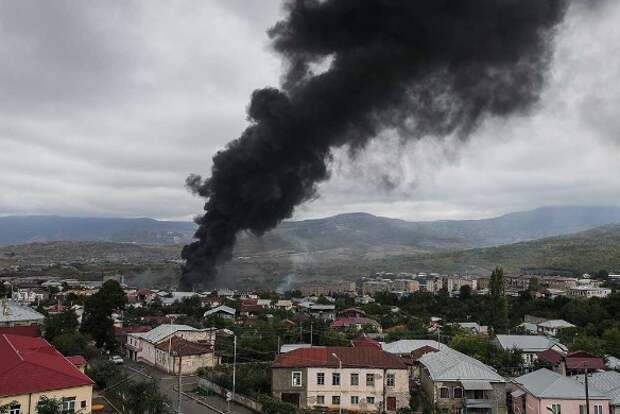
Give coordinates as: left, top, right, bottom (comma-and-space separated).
181, 0, 568, 289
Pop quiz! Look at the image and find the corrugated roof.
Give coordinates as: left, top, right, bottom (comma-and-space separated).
418, 346, 505, 382
130, 324, 199, 344
514, 368, 607, 400
155, 336, 213, 356
0, 334, 93, 397
381, 339, 440, 355
332, 317, 380, 327
204, 305, 236, 316
575, 371, 620, 405
273, 346, 406, 369
0, 301, 45, 324
495, 335, 566, 352
538, 319, 576, 329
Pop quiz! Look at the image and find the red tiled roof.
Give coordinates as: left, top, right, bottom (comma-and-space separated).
0, 325, 41, 337
155, 336, 213, 356
351, 335, 381, 349
538, 349, 563, 366
565, 352, 606, 370
0, 334, 93, 397
273, 346, 406, 369
332, 317, 380, 328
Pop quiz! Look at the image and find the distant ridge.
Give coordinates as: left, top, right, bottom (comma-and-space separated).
1, 206, 620, 251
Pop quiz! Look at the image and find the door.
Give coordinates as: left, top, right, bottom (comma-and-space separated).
387, 397, 397, 411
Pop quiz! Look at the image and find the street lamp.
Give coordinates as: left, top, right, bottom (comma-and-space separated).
332, 353, 343, 414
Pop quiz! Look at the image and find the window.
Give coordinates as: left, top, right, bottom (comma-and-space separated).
386, 373, 395, 387
580, 405, 587, 414
551, 404, 561, 414
440, 387, 450, 399
453, 387, 463, 399
9, 405, 20, 414
317, 372, 325, 385
62, 398, 76, 414
367, 396, 376, 405
351, 373, 359, 386
333, 373, 341, 386
316, 396, 325, 405
292, 371, 302, 387
80, 401, 87, 409
366, 373, 375, 386
351, 396, 359, 405
332, 396, 341, 405
595, 405, 603, 414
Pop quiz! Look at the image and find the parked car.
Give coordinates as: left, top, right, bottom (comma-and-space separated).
110, 355, 124, 365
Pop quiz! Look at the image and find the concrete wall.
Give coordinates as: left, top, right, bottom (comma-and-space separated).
0, 385, 93, 414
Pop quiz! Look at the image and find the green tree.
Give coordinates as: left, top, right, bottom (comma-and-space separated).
44, 309, 79, 342
489, 267, 508, 333
602, 327, 620, 357
86, 359, 124, 389
36, 397, 62, 414
118, 380, 168, 414
459, 285, 472, 300
81, 280, 127, 351
52, 332, 90, 357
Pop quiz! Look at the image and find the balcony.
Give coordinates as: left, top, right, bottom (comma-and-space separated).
465, 399, 492, 409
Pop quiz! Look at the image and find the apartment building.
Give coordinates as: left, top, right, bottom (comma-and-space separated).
272, 346, 410, 412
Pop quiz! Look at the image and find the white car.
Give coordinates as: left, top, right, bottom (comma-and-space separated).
110, 355, 124, 365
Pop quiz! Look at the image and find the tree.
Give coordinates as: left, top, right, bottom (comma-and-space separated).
118, 380, 169, 414
459, 285, 472, 300
81, 280, 127, 351
52, 332, 90, 357
489, 267, 508, 333
602, 327, 620, 357
44, 310, 79, 342
36, 397, 62, 414
86, 359, 124, 389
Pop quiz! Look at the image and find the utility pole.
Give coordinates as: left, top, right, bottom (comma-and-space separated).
277, 336, 280, 354
310, 323, 313, 345
232, 335, 237, 402
332, 353, 343, 414
177, 345, 183, 414
585, 364, 590, 414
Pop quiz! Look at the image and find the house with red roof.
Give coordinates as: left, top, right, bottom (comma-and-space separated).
0, 334, 94, 414
537, 350, 606, 376
272, 346, 410, 412
332, 316, 382, 333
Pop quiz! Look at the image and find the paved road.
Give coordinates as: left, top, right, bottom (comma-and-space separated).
121, 361, 255, 414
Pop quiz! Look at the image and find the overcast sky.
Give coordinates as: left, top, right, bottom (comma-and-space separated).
1, 0, 619, 222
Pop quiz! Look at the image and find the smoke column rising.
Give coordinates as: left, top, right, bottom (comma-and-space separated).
181, 0, 568, 289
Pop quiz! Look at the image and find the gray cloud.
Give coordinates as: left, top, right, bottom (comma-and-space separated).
0, 0, 619, 222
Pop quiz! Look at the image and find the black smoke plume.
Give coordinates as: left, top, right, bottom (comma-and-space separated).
181, 0, 568, 289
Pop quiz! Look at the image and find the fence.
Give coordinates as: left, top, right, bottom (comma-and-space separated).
197, 377, 263, 413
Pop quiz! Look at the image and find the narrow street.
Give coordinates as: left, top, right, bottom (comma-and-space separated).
120, 361, 256, 414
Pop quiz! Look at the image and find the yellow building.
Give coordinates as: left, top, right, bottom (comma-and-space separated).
0, 334, 94, 414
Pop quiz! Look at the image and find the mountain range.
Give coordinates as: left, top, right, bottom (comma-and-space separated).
2, 206, 620, 255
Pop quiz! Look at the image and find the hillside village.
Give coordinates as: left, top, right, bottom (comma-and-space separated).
2, 269, 620, 414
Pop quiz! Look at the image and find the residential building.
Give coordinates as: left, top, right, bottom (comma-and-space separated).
299, 281, 356, 297
493, 335, 568, 368
537, 350, 606, 376
417, 345, 507, 414
537, 320, 576, 337
574, 371, 620, 414
272, 346, 410, 412
0, 334, 94, 414
331, 317, 382, 333
567, 286, 611, 299
11, 289, 48, 305
511, 369, 609, 414
275, 300, 293, 311
126, 324, 218, 374
0, 301, 45, 328
297, 302, 336, 321
204, 305, 236, 320
456, 322, 489, 336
